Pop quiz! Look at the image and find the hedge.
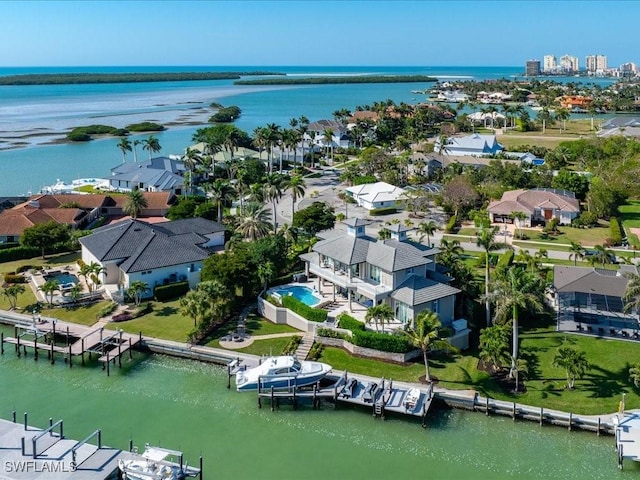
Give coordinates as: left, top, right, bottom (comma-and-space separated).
445, 215, 457, 233
0, 246, 41, 263
281, 295, 328, 322
496, 250, 514, 269
3, 273, 27, 284
316, 327, 349, 340
353, 175, 377, 185
369, 207, 397, 216
336, 313, 411, 353
610, 217, 623, 246
153, 281, 190, 302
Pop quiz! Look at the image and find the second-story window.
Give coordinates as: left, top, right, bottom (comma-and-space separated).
369, 265, 381, 283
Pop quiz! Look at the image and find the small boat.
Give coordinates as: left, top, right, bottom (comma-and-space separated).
362, 381, 378, 403
404, 388, 421, 410
235, 355, 332, 392
118, 445, 186, 480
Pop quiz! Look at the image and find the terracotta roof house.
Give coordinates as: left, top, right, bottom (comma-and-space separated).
487, 188, 580, 226
345, 182, 406, 211
109, 157, 185, 195
79, 217, 225, 299
433, 133, 504, 157
553, 265, 638, 335
300, 219, 466, 344
0, 192, 176, 244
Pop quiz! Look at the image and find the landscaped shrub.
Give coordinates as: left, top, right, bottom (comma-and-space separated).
353, 175, 377, 185
572, 211, 599, 228
16, 265, 35, 273
316, 328, 349, 340
351, 329, 412, 353
3, 273, 26, 284
153, 281, 189, 302
97, 302, 118, 319
445, 215, 457, 233
0, 246, 41, 263
496, 250, 514, 269
282, 335, 302, 355
281, 295, 328, 322
337, 313, 366, 331
369, 207, 397, 216
610, 217, 623, 246
307, 342, 324, 360
543, 218, 560, 233
112, 313, 132, 322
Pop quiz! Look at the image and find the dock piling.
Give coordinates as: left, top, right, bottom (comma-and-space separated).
1, 332, 4, 354
12, 410, 16, 423
568, 412, 573, 431
199, 456, 203, 480
485, 396, 489, 416
50, 341, 54, 364
68, 344, 72, 368
23, 412, 27, 430
129, 338, 133, 359
597, 417, 601, 436
512, 402, 517, 421
33, 337, 37, 361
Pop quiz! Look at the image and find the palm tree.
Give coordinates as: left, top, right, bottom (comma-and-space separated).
247, 182, 265, 204
236, 202, 272, 241
322, 128, 334, 164
263, 173, 284, 231
257, 261, 275, 292
142, 135, 161, 160
117, 137, 132, 163
2, 284, 26, 310
511, 355, 529, 393
623, 270, 640, 324
555, 107, 570, 133
264, 123, 281, 174
510, 211, 527, 239
127, 280, 148, 306
568, 241, 585, 266
180, 289, 210, 327
593, 244, 612, 267
123, 188, 148, 219
552, 346, 589, 390
40, 280, 59, 306
476, 226, 500, 327
417, 220, 438, 246
132, 139, 142, 163
297, 116, 310, 166
490, 267, 545, 378
285, 174, 306, 220
403, 310, 454, 383
479, 324, 510, 373
205, 179, 234, 222
437, 238, 464, 266
629, 363, 640, 388
378, 228, 392, 240
182, 147, 201, 195
365, 303, 393, 333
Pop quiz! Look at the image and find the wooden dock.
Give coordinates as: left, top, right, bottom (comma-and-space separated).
253, 371, 434, 426
0, 317, 141, 374
0, 413, 202, 479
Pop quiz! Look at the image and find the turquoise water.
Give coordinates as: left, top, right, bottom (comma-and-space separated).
45, 272, 78, 285
273, 285, 321, 306
0, 65, 618, 196
0, 321, 634, 479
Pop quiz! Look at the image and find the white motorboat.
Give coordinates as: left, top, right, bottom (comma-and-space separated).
118, 445, 186, 480
235, 355, 332, 391
403, 388, 421, 410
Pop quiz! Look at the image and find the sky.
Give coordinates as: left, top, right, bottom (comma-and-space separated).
2, 0, 639, 67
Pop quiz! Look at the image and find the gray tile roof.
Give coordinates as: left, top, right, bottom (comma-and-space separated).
79, 218, 218, 273
553, 265, 633, 297
391, 275, 460, 306
155, 217, 225, 235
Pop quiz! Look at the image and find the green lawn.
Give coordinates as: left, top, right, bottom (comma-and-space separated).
232, 336, 299, 356
40, 301, 113, 326
620, 200, 640, 247
116, 299, 193, 342
320, 324, 640, 415
519, 225, 610, 246
0, 252, 81, 274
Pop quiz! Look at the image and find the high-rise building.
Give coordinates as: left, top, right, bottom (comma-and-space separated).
525, 59, 541, 76
620, 62, 638, 75
543, 55, 557, 73
586, 54, 608, 72
559, 55, 579, 73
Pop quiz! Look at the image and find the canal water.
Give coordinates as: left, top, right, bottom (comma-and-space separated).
0, 325, 634, 480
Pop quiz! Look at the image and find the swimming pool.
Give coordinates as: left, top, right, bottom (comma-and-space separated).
272, 285, 322, 307
45, 272, 79, 286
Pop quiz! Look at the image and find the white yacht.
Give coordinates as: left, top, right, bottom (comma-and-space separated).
236, 355, 332, 391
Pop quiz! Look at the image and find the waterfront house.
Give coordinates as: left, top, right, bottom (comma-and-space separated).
433, 133, 504, 157
300, 219, 464, 334
79, 217, 225, 299
345, 182, 406, 211
306, 119, 350, 149
554, 265, 638, 333
109, 157, 185, 195
487, 188, 579, 226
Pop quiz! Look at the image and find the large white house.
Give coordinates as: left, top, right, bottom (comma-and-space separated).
300, 219, 465, 338
79, 218, 225, 299
434, 133, 504, 157
345, 182, 406, 211
109, 157, 185, 195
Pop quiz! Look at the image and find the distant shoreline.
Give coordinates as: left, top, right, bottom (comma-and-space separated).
0, 71, 286, 86
235, 75, 438, 85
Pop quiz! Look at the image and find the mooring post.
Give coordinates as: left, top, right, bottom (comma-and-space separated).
118, 342, 122, 368
485, 396, 490, 416
129, 337, 133, 359
313, 384, 317, 410
16, 334, 20, 357
200, 455, 203, 480
539, 407, 544, 426
23, 412, 27, 430
106, 352, 110, 376
129, 439, 133, 452
68, 344, 72, 368
597, 417, 601, 436
50, 341, 54, 365
52, 321, 56, 341
81, 338, 85, 366
12, 410, 16, 423
512, 402, 517, 421
568, 412, 573, 431
33, 337, 38, 361
1, 332, 3, 354
293, 386, 297, 411
21, 437, 25, 456
270, 386, 274, 412
66, 326, 69, 346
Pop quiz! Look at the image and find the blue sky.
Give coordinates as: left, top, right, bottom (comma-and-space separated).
2, 0, 638, 67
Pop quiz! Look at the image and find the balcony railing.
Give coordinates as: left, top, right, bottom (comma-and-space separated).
308, 263, 392, 297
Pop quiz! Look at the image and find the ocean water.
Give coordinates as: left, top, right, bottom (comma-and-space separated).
0, 66, 616, 196
0, 323, 630, 479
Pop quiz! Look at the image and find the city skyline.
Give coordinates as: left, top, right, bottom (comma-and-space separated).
2, 1, 640, 67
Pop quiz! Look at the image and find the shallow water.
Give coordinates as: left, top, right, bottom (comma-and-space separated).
0, 323, 634, 479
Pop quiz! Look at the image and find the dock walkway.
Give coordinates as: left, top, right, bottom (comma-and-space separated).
0, 415, 202, 479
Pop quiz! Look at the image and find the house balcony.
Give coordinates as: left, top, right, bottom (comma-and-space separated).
308, 263, 393, 298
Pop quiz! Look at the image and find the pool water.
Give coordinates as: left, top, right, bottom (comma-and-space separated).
274, 285, 322, 306
47, 272, 79, 285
